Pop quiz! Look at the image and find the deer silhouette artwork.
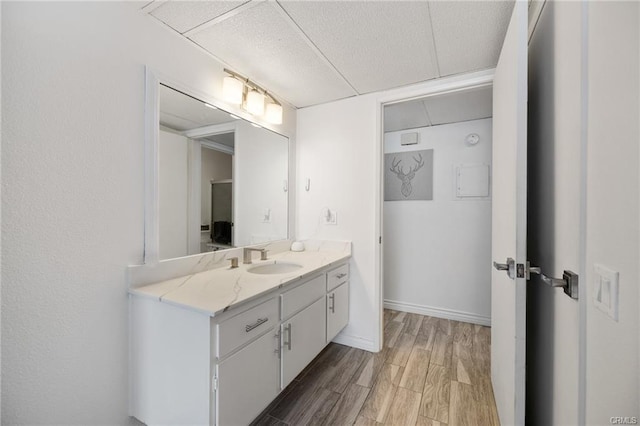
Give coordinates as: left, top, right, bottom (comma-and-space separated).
389, 153, 425, 198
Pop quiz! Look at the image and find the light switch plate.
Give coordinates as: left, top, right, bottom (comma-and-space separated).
593, 264, 619, 321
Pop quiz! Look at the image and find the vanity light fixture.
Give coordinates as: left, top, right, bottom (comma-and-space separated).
222, 68, 283, 125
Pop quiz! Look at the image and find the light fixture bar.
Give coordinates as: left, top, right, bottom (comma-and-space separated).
222, 68, 283, 124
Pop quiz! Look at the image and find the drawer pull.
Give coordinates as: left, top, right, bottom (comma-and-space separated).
329, 293, 335, 313
336, 273, 347, 279
284, 323, 292, 351
245, 317, 268, 333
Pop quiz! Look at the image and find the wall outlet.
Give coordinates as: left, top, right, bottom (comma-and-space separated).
323, 209, 337, 225
262, 208, 271, 223
593, 264, 619, 321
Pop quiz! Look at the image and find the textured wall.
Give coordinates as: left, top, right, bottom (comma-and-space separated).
0, 2, 294, 424
296, 93, 379, 350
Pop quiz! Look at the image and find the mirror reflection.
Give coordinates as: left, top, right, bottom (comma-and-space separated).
158, 84, 289, 260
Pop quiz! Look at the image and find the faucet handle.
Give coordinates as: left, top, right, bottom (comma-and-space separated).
260, 250, 269, 261
229, 257, 239, 269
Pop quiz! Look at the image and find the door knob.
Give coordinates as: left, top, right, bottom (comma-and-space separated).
528, 265, 579, 300
493, 257, 516, 279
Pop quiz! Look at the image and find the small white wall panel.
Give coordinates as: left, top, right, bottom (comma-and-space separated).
456, 164, 490, 198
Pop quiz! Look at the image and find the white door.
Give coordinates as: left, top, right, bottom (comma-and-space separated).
491, 1, 528, 425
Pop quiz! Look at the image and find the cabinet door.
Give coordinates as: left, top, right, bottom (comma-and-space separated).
327, 282, 349, 343
216, 330, 279, 426
281, 297, 326, 388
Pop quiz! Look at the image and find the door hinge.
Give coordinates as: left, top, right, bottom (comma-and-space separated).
379, 236, 382, 244
212, 375, 218, 392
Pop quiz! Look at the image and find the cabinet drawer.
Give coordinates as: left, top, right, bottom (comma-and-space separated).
217, 298, 278, 359
327, 263, 349, 292
281, 275, 325, 320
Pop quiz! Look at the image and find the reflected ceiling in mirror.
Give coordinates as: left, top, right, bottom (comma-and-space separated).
158, 84, 289, 261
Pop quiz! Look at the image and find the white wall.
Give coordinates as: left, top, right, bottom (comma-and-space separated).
526, 2, 583, 424
383, 119, 492, 324
585, 2, 639, 423
159, 130, 188, 259
0, 2, 295, 424
234, 121, 289, 246
200, 147, 232, 226
297, 93, 379, 350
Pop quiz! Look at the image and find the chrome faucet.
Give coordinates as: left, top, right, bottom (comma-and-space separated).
243, 247, 268, 264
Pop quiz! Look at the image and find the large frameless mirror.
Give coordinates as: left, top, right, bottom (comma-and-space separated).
144, 72, 289, 263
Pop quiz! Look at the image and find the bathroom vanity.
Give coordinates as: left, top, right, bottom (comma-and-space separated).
129, 242, 351, 426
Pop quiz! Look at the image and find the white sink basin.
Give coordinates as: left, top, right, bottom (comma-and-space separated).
248, 262, 303, 275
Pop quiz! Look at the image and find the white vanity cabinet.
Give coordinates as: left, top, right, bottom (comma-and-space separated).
279, 274, 327, 388
214, 298, 280, 425
281, 297, 326, 387
130, 259, 350, 426
215, 330, 280, 426
327, 282, 349, 343
326, 264, 350, 343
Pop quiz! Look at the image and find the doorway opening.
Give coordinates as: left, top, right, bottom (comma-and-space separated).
199, 134, 234, 252
379, 83, 494, 338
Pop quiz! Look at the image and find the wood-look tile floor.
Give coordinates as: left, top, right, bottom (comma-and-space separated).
251, 309, 500, 426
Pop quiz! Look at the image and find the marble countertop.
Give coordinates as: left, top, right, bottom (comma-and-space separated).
129, 241, 351, 316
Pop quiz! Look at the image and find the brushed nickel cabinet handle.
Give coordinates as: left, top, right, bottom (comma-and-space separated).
284, 323, 292, 351
245, 317, 268, 332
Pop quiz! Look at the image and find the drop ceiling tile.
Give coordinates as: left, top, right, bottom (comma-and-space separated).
384, 99, 431, 133
189, 2, 357, 107
422, 85, 493, 125
430, 1, 514, 76
279, 1, 439, 94
150, 1, 248, 34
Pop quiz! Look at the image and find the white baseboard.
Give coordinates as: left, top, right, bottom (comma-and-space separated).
384, 299, 491, 327
331, 333, 378, 352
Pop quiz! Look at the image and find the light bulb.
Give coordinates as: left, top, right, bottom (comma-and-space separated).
222, 76, 243, 105
246, 89, 265, 116
265, 102, 283, 124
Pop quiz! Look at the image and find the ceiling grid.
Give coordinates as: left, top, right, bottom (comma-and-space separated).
271, 2, 360, 95
141, 0, 514, 108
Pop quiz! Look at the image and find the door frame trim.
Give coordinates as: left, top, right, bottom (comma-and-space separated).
373, 69, 495, 352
